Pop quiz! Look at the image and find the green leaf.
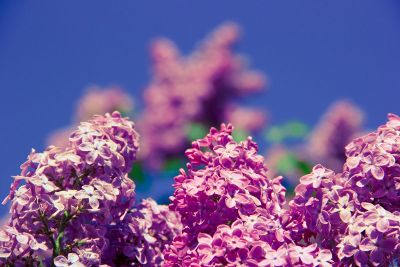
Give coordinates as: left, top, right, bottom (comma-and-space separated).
163, 157, 184, 172
276, 153, 298, 173
265, 126, 284, 143
232, 128, 250, 142
119, 109, 132, 117
296, 160, 313, 175
186, 122, 208, 141
129, 162, 145, 184
283, 121, 309, 139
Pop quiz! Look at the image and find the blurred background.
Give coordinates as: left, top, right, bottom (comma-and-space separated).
0, 1, 400, 215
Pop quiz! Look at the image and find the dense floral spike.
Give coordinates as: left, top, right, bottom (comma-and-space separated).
47, 87, 134, 148
103, 198, 181, 266
308, 100, 364, 171
164, 124, 302, 266
0, 112, 139, 266
289, 114, 400, 266
139, 23, 267, 168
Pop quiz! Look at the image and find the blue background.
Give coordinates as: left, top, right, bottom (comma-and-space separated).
0, 1, 400, 214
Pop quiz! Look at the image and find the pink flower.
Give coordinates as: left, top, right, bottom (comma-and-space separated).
300, 164, 333, 188
197, 233, 225, 264
362, 203, 400, 233
289, 244, 317, 265
259, 246, 287, 267
215, 142, 241, 166
69, 123, 102, 143
220, 169, 249, 188
332, 194, 354, 223
78, 139, 113, 164
205, 179, 225, 196
359, 235, 396, 266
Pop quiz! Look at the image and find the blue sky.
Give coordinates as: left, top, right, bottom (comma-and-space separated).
0, 1, 399, 213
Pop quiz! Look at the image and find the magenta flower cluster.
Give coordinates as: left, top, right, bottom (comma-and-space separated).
165, 115, 400, 266
164, 124, 334, 266
139, 23, 266, 168
0, 112, 178, 266
290, 113, 400, 266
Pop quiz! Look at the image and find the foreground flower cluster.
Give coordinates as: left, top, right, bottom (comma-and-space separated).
0, 112, 178, 266
164, 124, 333, 266
290, 113, 400, 266
1, 112, 399, 266
164, 115, 400, 266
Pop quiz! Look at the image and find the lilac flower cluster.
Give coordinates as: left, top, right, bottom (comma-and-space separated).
47, 87, 134, 148
0, 112, 179, 266
290, 114, 400, 266
164, 124, 334, 266
138, 23, 267, 168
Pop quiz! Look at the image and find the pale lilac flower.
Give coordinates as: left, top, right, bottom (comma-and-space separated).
54, 253, 85, 267
75, 185, 104, 210
259, 246, 288, 267
331, 194, 354, 223
29, 175, 57, 192
13, 186, 30, 206
78, 139, 112, 165
300, 164, 333, 188
312, 250, 332, 267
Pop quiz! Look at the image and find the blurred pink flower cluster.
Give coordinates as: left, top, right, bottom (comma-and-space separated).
48, 87, 134, 148
307, 100, 364, 171
139, 23, 267, 167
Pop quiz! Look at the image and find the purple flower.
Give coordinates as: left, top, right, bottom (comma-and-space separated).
299, 164, 334, 188
312, 249, 332, 267
259, 246, 288, 267
54, 253, 85, 267
74, 185, 104, 210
